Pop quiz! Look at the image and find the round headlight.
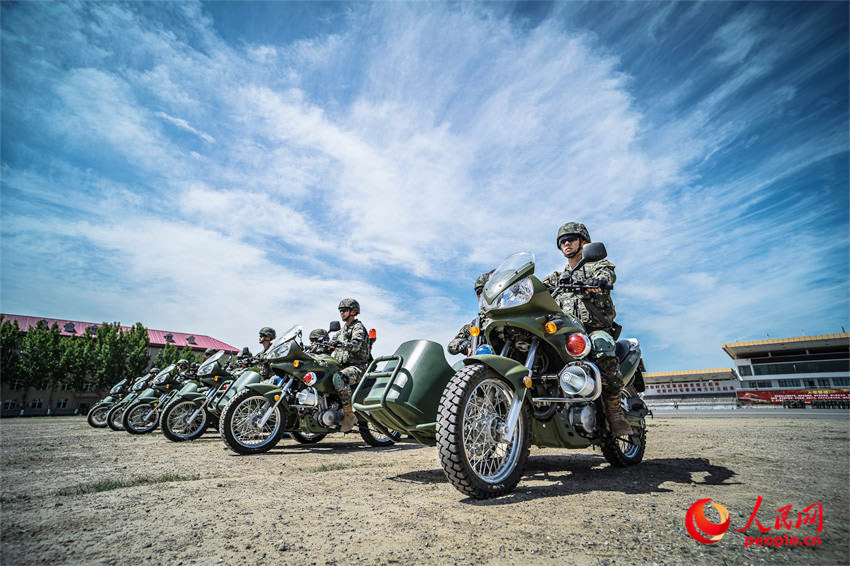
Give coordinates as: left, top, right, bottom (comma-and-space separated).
492, 277, 534, 310
155, 374, 168, 384
269, 341, 292, 359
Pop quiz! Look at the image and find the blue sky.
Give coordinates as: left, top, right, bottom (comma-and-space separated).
1, 2, 847, 371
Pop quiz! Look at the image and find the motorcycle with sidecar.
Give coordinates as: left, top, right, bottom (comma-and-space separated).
353, 243, 649, 498
87, 378, 130, 428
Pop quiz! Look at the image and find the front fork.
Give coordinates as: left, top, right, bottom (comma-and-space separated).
257, 378, 294, 428
499, 337, 537, 442
186, 388, 216, 424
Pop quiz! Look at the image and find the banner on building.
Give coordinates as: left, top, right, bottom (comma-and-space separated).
737, 389, 850, 405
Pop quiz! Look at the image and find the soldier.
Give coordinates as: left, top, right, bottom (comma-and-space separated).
542, 222, 631, 437
258, 327, 276, 355
331, 298, 371, 432
176, 359, 190, 381
306, 328, 331, 355
203, 347, 217, 359
448, 272, 491, 356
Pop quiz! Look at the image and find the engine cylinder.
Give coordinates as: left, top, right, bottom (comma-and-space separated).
558, 364, 596, 397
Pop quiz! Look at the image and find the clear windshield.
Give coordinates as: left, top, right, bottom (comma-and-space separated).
268, 325, 301, 352
155, 364, 176, 380
198, 350, 225, 373
482, 252, 535, 303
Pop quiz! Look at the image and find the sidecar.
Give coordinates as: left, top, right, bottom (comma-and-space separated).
353, 340, 460, 445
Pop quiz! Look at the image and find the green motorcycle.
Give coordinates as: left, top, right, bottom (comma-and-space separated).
220, 325, 400, 455
87, 378, 130, 428
159, 350, 236, 442
121, 364, 188, 434
354, 243, 649, 499
106, 374, 155, 431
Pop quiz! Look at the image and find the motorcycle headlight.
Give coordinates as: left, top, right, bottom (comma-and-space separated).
109, 386, 120, 394
133, 382, 145, 391
268, 341, 292, 359
154, 374, 168, 385
197, 363, 214, 376
491, 277, 534, 310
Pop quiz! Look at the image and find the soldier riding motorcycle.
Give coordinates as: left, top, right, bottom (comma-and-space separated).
121, 363, 191, 434
220, 323, 399, 455
105, 370, 158, 431
354, 243, 648, 498
87, 377, 131, 428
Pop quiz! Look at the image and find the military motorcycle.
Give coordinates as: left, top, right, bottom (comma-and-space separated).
160, 350, 235, 442
106, 373, 156, 431
354, 243, 649, 499
121, 364, 189, 434
87, 378, 130, 428
220, 324, 400, 455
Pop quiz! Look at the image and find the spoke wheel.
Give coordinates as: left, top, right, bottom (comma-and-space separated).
601, 385, 646, 467
161, 400, 208, 442
87, 404, 110, 428
106, 404, 126, 431
220, 389, 285, 455
358, 416, 401, 447
123, 402, 159, 434
437, 364, 529, 499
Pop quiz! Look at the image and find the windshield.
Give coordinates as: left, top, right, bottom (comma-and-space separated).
267, 325, 301, 353
198, 350, 225, 373
482, 252, 535, 304
155, 364, 176, 380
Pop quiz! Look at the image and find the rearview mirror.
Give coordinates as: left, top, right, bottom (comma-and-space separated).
574, 242, 607, 269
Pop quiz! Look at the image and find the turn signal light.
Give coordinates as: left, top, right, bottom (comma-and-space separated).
523, 375, 533, 388
469, 326, 480, 337
274, 394, 280, 402
293, 360, 300, 368
566, 333, 591, 358
165, 384, 170, 389
214, 377, 219, 382
544, 321, 558, 334
303, 372, 317, 386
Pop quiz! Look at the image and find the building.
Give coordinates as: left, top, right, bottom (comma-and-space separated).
1, 313, 239, 417
643, 368, 741, 409
723, 333, 850, 407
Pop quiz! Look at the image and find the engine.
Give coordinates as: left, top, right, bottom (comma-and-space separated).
294, 389, 343, 427
565, 403, 600, 436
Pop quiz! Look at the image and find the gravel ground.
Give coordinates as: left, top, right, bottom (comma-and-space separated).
1, 414, 848, 566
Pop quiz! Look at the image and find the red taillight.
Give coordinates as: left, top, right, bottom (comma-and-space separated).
566, 333, 591, 358
369, 329, 377, 340
303, 372, 317, 386
221, 384, 229, 391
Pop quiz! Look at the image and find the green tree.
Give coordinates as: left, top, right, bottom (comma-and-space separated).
154, 343, 179, 368
18, 321, 63, 406
178, 345, 199, 364
92, 322, 127, 390
59, 332, 96, 392
0, 316, 24, 386
124, 323, 151, 376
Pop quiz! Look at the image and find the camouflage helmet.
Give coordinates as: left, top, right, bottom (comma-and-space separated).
176, 359, 189, 369
238, 347, 252, 359
309, 328, 329, 342
204, 347, 216, 357
556, 222, 591, 248
338, 298, 360, 314
150, 367, 161, 374
474, 272, 492, 296
190, 362, 199, 371
259, 327, 276, 339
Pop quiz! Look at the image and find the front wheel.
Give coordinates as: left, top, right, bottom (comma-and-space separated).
122, 401, 160, 434
600, 385, 646, 467
87, 404, 110, 428
436, 364, 530, 499
358, 416, 401, 447
220, 389, 285, 455
161, 400, 208, 442
106, 404, 126, 431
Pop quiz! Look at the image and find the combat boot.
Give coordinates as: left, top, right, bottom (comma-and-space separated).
604, 395, 632, 437
340, 405, 358, 433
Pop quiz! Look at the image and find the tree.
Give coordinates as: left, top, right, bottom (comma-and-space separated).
59, 332, 96, 392
18, 321, 63, 407
124, 323, 151, 376
178, 345, 200, 364
154, 343, 179, 368
92, 322, 127, 390
0, 316, 24, 387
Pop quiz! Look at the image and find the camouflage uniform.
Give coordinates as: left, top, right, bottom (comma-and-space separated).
448, 323, 474, 355
331, 319, 370, 405
305, 329, 331, 355
543, 259, 623, 396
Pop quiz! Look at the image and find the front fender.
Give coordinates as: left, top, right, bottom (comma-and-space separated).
179, 392, 207, 404
244, 383, 281, 402
463, 355, 528, 393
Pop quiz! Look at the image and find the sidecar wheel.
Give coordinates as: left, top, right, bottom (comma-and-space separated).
122, 401, 160, 434
87, 404, 110, 428
290, 432, 327, 444
106, 404, 126, 431
437, 364, 530, 499
358, 416, 401, 447
601, 385, 646, 467
220, 389, 284, 455
161, 400, 207, 442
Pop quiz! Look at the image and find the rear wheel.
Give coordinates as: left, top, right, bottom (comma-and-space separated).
106, 404, 126, 431
220, 389, 285, 455
161, 400, 208, 442
122, 401, 160, 434
358, 416, 401, 447
600, 385, 646, 467
87, 404, 110, 428
436, 364, 529, 499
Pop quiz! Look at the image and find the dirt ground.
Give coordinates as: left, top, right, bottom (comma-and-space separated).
1, 412, 848, 566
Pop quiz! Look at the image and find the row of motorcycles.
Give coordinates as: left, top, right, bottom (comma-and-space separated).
87, 244, 651, 499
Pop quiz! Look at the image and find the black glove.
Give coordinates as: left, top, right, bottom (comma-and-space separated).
583, 278, 612, 290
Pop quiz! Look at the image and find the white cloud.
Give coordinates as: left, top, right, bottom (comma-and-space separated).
154, 111, 216, 143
